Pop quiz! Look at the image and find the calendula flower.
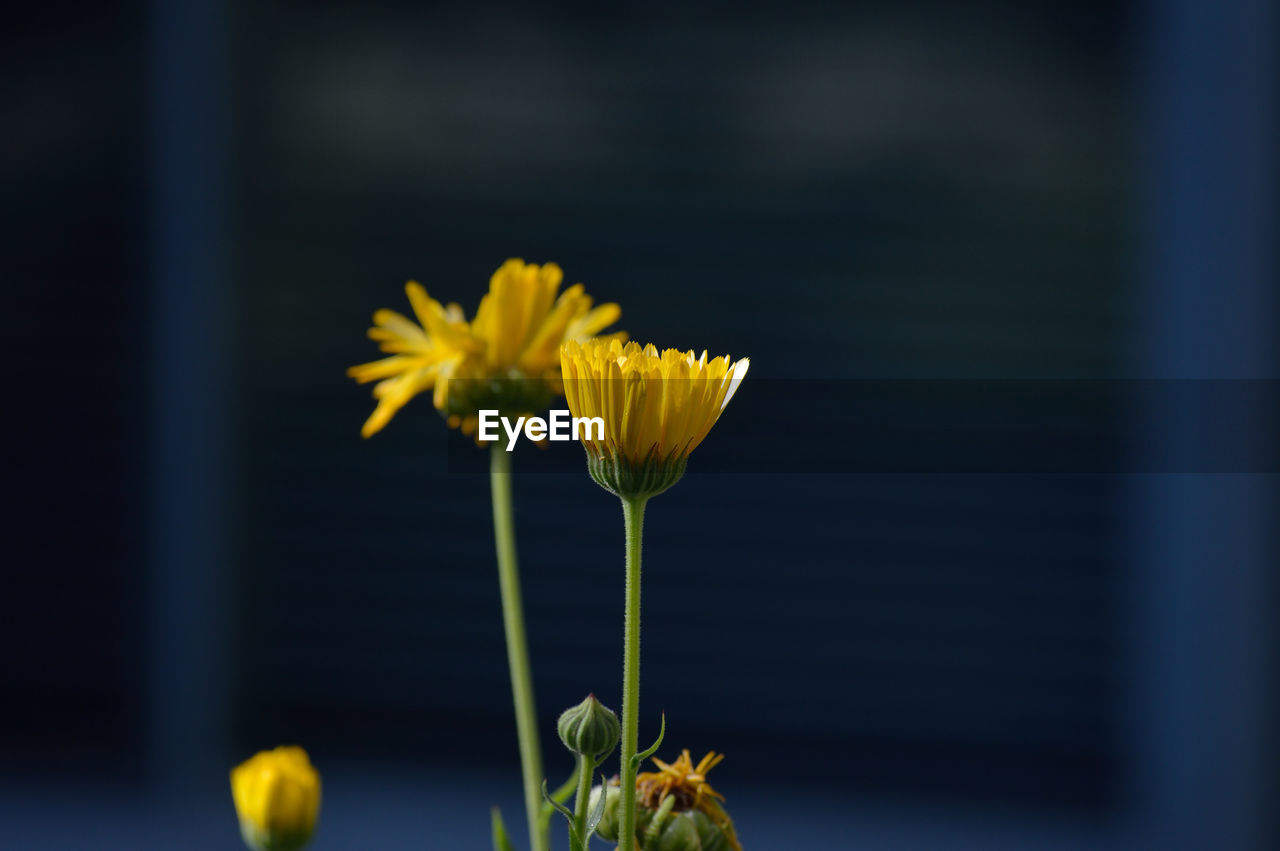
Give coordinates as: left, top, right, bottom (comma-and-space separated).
230, 746, 321, 851
559, 338, 749, 497
594, 750, 742, 851
348, 259, 623, 438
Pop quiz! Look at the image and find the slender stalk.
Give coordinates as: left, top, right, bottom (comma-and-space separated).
490, 445, 546, 851
572, 753, 593, 849
618, 495, 648, 851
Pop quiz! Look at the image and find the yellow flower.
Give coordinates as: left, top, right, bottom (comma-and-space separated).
559, 338, 748, 496
230, 746, 321, 851
348, 259, 623, 438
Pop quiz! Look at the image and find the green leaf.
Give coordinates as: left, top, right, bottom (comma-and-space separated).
491, 806, 516, 851
542, 778, 575, 824
631, 713, 667, 773
538, 768, 579, 834
584, 772, 608, 838
542, 779, 585, 851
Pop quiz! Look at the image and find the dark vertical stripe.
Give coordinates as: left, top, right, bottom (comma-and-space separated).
146, 0, 234, 792
1130, 0, 1276, 847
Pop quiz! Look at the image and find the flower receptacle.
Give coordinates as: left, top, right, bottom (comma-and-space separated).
587, 450, 688, 500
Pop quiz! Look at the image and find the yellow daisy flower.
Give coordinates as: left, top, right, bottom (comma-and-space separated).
348, 259, 623, 439
230, 746, 321, 851
559, 338, 748, 497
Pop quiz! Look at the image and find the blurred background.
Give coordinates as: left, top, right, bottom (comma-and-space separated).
1, 0, 1275, 848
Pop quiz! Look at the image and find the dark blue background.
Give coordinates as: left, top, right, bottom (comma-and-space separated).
1, 1, 1274, 848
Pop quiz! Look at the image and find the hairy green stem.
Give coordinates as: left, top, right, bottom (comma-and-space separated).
572, 753, 593, 849
491, 445, 546, 851
618, 495, 648, 851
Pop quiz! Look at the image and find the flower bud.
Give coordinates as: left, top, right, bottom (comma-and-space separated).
557, 694, 621, 760
230, 746, 321, 851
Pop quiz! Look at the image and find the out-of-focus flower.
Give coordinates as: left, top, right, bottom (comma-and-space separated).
560, 339, 749, 497
349, 259, 623, 439
593, 749, 742, 851
230, 746, 321, 851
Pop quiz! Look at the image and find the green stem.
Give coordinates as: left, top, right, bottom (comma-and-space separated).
572, 753, 593, 849
490, 445, 546, 851
618, 495, 648, 851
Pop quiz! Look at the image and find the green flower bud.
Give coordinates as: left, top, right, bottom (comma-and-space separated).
557, 694, 620, 760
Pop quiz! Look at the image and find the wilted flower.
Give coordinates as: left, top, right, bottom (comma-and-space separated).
349, 259, 623, 439
560, 339, 749, 497
230, 746, 321, 851
593, 749, 741, 851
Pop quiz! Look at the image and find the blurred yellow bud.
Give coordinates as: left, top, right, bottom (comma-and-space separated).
230, 745, 321, 851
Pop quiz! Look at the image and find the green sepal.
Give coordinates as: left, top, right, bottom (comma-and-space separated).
687, 811, 731, 851
655, 812, 703, 851
587, 449, 687, 499
238, 819, 312, 851
631, 713, 667, 773
641, 795, 677, 850
490, 807, 516, 851
444, 374, 555, 428
640, 810, 726, 851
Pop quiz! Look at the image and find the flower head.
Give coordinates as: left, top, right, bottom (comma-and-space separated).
594, 749, 742, 851
637, 749, 727, 815
230, 746, 321, 851
349, 259, 623, 439
559, 338, 748, 497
